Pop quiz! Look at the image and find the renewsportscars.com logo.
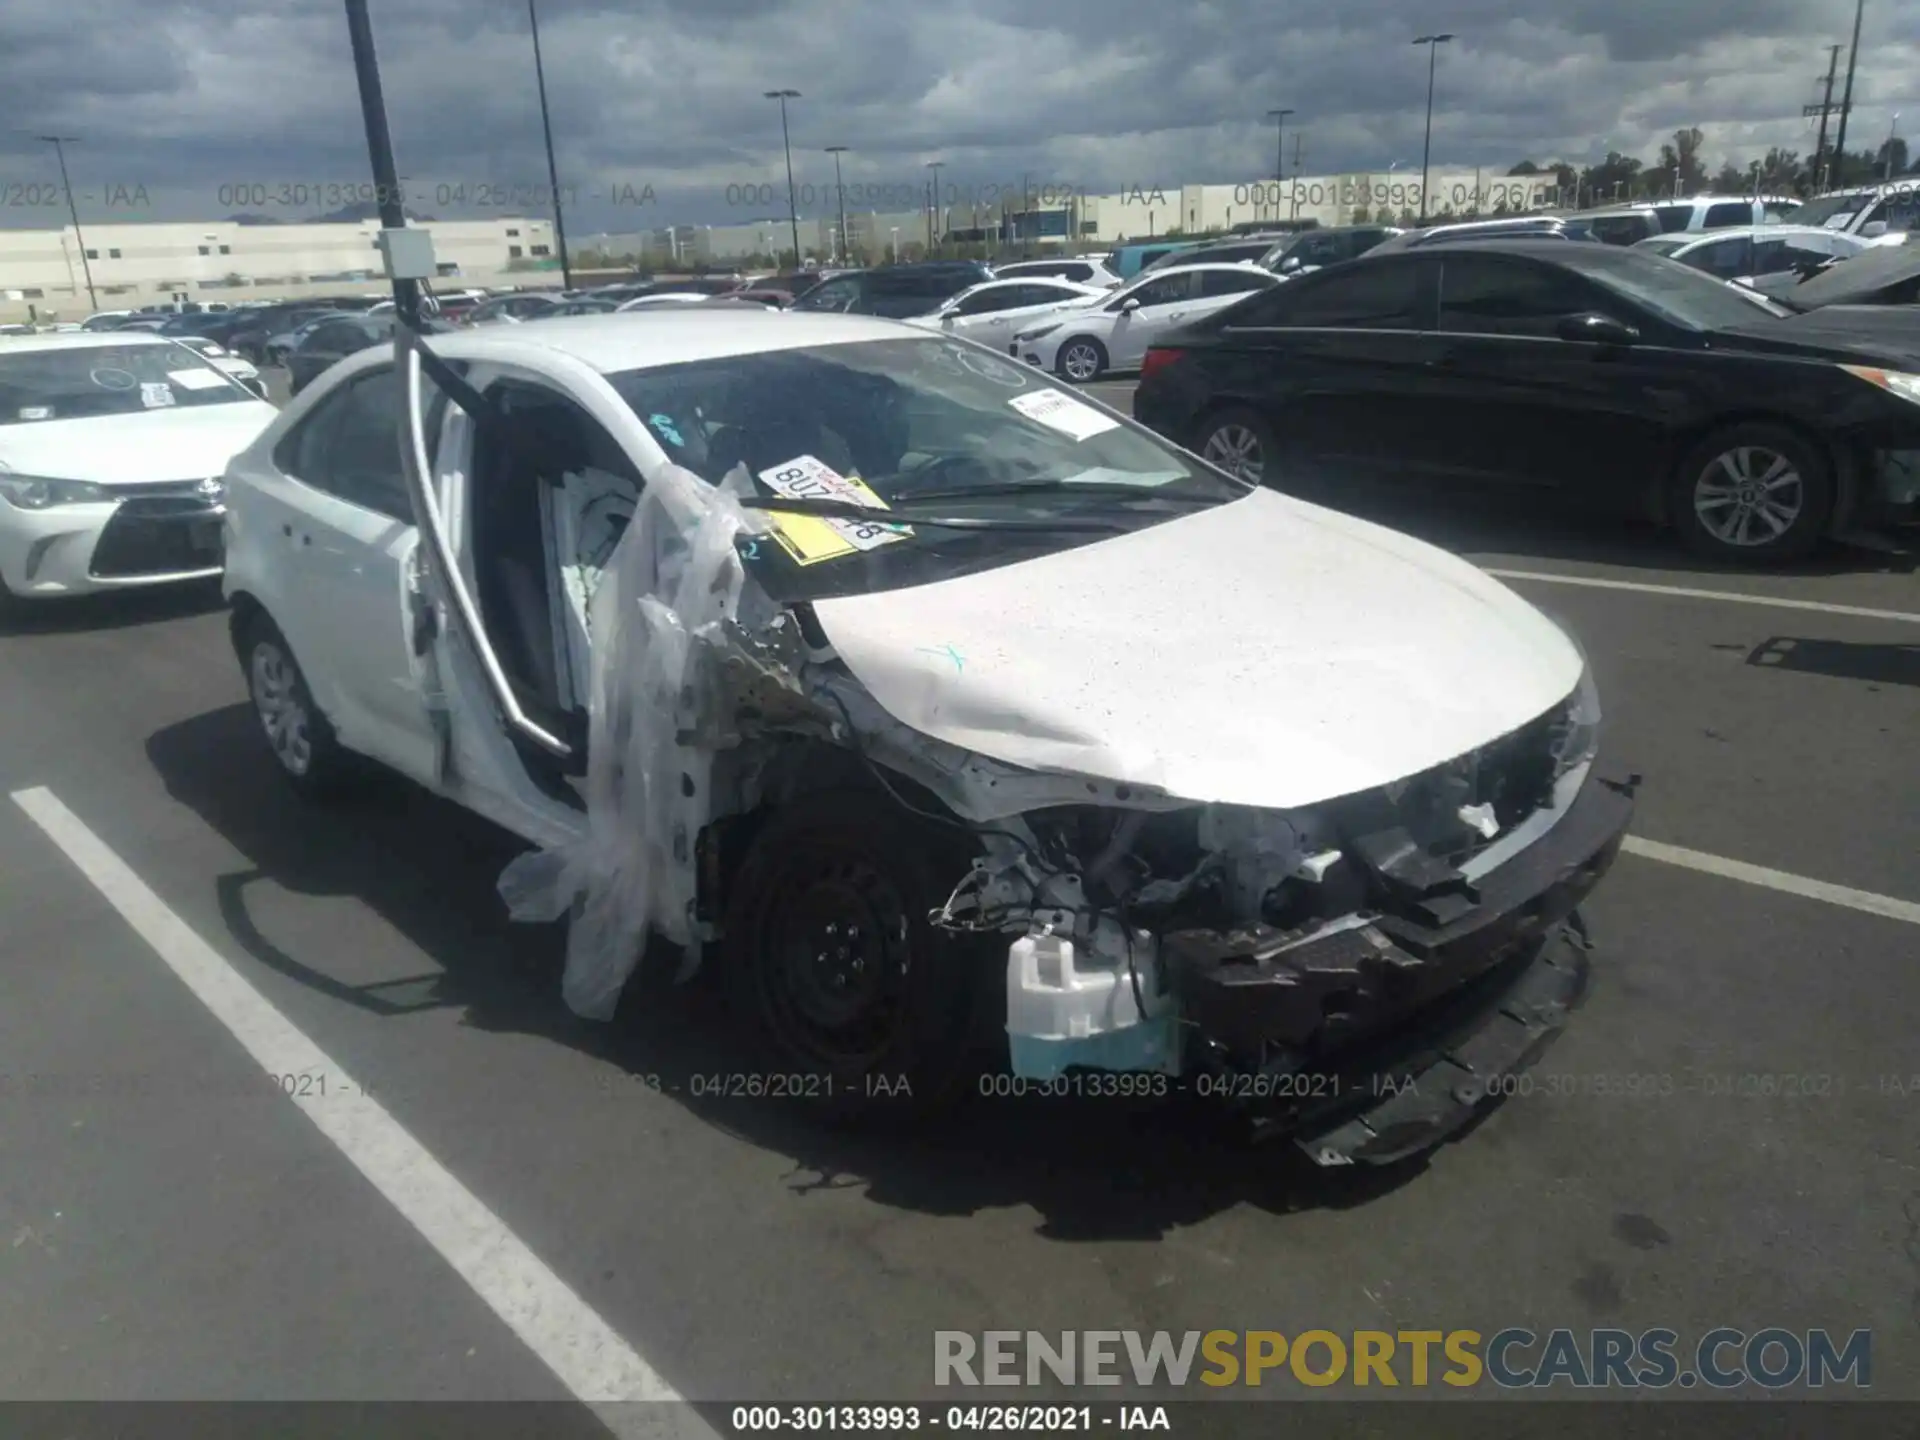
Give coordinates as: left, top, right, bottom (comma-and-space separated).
934, 1328, 1872, 1390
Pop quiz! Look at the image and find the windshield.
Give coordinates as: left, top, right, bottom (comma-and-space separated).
605, 335, 1245, 601
1588, 251, 1795, 326
1787, 192, 1875, 228
0, 344, 253, 424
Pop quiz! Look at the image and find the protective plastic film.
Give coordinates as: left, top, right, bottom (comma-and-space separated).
497, 461, 775, 1020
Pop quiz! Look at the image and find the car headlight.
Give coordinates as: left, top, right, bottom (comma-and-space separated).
1551, 661, 1601, 780
1017, 323, 1062, 342
0, 474, 117, 509
1840, 364, 1920, 406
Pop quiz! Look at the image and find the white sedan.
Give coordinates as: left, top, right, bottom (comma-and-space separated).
215, 308, 1627, 1147
0, 333, 277, 601
1011, 264, 1281, 381
902, 278, 1107, 345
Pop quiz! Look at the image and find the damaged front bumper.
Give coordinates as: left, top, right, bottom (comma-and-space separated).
1163, 764, 1635, 1165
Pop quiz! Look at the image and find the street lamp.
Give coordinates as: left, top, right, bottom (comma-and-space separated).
925, 161, 944, 254
1412, 33, 1453, 222
1266, 108, 1294, 222
764, 89, 801, 267
33, 135, 97, 309
527, 0, 572, 289
890, 227, 900, 262
825, 145, 850, 264
1887, 113, 1903, 181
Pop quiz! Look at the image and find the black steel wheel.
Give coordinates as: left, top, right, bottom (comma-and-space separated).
721, 790, 995, 1116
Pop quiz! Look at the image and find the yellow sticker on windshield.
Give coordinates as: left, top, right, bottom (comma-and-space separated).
757, 455, 912, 566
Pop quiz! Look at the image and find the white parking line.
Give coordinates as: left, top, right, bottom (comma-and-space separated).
1622, 835, 1920, 926
11, 785, 711, 1438
1484, 568, 1920, 624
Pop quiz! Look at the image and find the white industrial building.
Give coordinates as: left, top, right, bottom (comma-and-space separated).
0, 217, 555, 322
590, 167, 1562, 266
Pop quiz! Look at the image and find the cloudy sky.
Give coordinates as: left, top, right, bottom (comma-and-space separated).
4, 0, 1918, 233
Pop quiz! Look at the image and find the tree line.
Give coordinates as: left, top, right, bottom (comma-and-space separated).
1509, 126, 1914, 203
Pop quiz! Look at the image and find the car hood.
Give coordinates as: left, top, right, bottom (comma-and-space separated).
1723, 305, 1920, 368
809, 487, 1585, 811
1786, 243, 1920, 308
0, 402, 278, 484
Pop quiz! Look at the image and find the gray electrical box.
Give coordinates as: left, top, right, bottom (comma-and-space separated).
376, 227, 437, 281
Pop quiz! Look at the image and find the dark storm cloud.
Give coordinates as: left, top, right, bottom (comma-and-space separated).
2, 0, 1915, 232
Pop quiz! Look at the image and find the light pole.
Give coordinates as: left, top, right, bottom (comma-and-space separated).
925, 161, 944, 254
34, 135, 96, 309
1412, 33, 1453, 222
1266, 108, 1294, 222
825, 145, 850, 264
890, 227, 900, 262
764, 89, 801, 267
1887, 113, 1902, 181
527, 0, 572, 289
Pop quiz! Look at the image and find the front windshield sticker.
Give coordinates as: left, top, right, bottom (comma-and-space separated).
757, 454, 913, 566
1008, 388, 1120, 442
139, 382, 176, 409
18, 407, 51, 421
168, 368, 229, 391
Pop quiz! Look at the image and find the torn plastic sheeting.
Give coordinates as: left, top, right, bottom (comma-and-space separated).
497, 461, 780, 1021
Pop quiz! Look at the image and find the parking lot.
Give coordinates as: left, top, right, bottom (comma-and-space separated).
2, 362, 1917, 1423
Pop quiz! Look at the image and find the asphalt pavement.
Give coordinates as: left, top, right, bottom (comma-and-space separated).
1, 368, 1917, 1425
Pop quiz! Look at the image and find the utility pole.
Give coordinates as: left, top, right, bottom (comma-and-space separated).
925, 160, 944, 254
1413, 33, 1454, 222
343, 1, 421, 327
825, 146, 849, 264
764, 90, 801, 267
1290, 133, 1304, 219
1831, 0, 1866, 187
527, 0, 571, 289
1886, 114, 1902, 180
1266, 108, 1294, 223
1805, 44, 1843, 191
33, 135, 96, 310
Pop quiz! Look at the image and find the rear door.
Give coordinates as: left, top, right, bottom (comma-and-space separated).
1207, 254, 1439, 480
1420, 251, 1672, 495
262, 364, 449, 780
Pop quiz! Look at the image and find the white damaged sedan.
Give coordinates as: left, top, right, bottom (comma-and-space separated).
220, 308, 1633, 1165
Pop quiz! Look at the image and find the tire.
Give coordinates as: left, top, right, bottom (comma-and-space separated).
238, 612, 354, 799
719, 789, 999, 1119
1193, 405, 1278, 487
1055, 336, 1107, 383
1671, 422, 1832, 563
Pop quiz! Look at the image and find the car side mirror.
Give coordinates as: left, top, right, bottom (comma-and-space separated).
1279, 257, 1301, 273
1557, 312, 1638, 345
1120, 297, 1142, 313
1861, 221, 1889, 238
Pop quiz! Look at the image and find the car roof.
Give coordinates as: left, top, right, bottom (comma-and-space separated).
1136, 261, 1277, 276
423, 308, 918, 372
0, 331, 172, 354
1671, 225, 1852, 245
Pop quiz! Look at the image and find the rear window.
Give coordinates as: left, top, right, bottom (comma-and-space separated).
0, 344, 253, 423
1703, 202, 1754, 228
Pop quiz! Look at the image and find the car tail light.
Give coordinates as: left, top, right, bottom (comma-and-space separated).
1139, 347, 1182, 383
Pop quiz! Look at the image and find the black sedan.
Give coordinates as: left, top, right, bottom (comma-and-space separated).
286, 315, 397, 394
1132, 240, 1920, 562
